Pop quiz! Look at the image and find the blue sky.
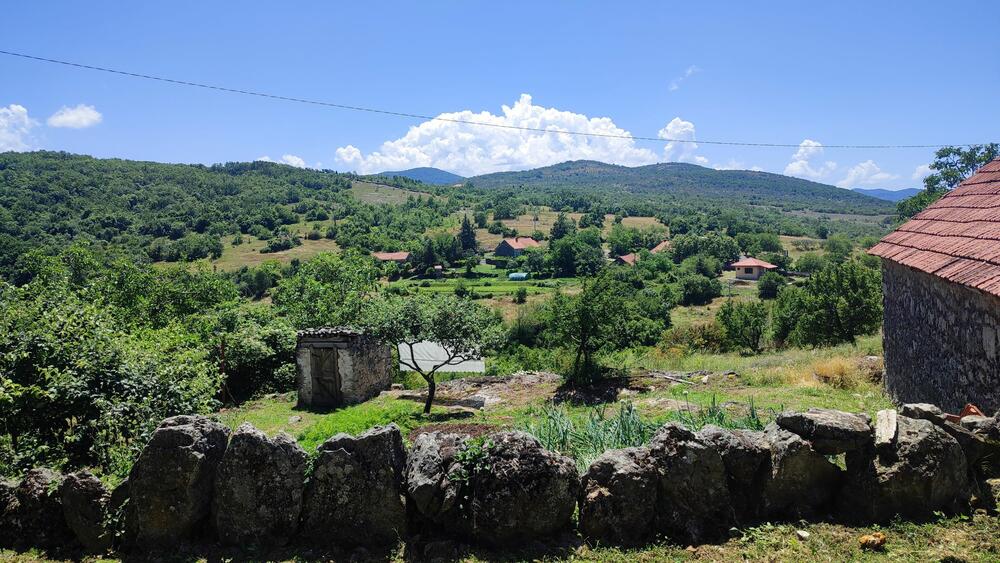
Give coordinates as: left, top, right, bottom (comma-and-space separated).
2, 1, 998, 189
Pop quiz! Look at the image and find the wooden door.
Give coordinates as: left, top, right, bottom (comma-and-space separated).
310, 347, 342, 406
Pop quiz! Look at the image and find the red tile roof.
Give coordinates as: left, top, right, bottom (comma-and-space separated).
650, 240, 671, 254
615, 253, 637, 265
869, 159, 1000, 297
501, 237, 541, 250
731, 257, 778, 269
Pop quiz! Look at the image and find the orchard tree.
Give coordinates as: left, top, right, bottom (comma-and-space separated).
360, 294, 504, 413
717, 299, 769, 354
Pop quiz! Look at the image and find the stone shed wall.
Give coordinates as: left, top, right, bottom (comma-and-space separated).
882, 260, 1000, 413
339, 334, 393, 403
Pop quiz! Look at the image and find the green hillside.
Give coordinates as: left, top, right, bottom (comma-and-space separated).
470, 160, 895, 215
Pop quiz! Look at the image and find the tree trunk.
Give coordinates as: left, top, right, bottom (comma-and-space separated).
424, 376, 436, 414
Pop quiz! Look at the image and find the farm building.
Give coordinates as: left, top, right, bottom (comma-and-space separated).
614, 253, 637, 266
650, 240, 671, 254
869, 159, 1000, 413
295, 327, 393, 409
732, 257, 778, 280
371, 251, 411, 264
493, 236, 541, 257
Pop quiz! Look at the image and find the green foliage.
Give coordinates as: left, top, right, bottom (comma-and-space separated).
717, 299, 769, 354
676, 273, 722, 306
824, 234, 854, 264
897, 144, 1000, 220
458, 214, 478, 254
794, 252, 828, 274
757, 271, 787, 299
794, 261, 883, 346
513, 286, 528, 304
271, 251, 378, 329
549, 211, 576, 241
671, 232, 741, 265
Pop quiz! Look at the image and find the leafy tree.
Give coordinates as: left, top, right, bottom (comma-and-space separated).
717, 299, 769, 354
794, 252, 828, 274
753, 270, 783, 298
513, 286, 528, 304
459, 215, 478, 254
824, 234, 853, 264
272, 252, 378, 328
550, 212, 576, 241
473, 211, 488, 228
898, 144, 1000, 220
792, 261, 882, 346
361, 294, 504, 413
676, 273, 722, 306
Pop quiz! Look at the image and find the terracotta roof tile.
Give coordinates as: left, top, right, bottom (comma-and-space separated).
869, 158, 1000, 297
731, 257, 778, 269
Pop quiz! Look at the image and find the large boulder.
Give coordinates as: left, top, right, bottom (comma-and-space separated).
839, 414, 973, 522
696, 425, 771, 525
300, 424, 408, 547
0, 478, 17, 548
647, 424, 734, 544
760, 423, 842, 519
126, 415, 230, 547
406, 431, 578, 546
900, 404, 988, 465
60, 471, 112, 552
213, 423, 307, 547
775, 408, 872, 455
8, 468, 74, 550
578, 447, 657, 546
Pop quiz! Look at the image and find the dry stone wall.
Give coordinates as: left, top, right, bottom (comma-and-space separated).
3, 405, 1000, 556
882, 260, 1000, 413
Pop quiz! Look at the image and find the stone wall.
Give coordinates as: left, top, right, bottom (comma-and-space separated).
339, 334, 393, 403
296, 331, 393, 408
882, 260, 1000, 413
3, 406, 999, 557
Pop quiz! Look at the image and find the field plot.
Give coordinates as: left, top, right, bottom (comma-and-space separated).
349, 180, 432, 204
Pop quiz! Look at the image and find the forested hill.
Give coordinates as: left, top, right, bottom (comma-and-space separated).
0, 151, 454, 280
375, 167, 465, 185
469, 160, 895, 215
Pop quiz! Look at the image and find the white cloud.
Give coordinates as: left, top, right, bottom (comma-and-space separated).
912, 163, 932, 181
46, 104, 102, 129
784, 139, 837, 181
658, 117, 708, 165
256, 154, 308, 168
334, 94, 662, 176
669, 65, 701, 92
836, 160, 899, 188
0, 104, 38, 152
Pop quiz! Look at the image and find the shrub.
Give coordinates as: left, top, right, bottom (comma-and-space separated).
676, 274, 722, 306
659, 321, 728, 354
717, 299, 769, 354
514, 287, 528, 304
757, 271, 786, 299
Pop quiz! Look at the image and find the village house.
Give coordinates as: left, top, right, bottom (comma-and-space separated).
731, 257, 778, 280
493, 236, 540, 257
614, 253, 637, 266
650, 240, 671, 254
295, 327, 393, 409
869, 159, 1000, 413
371, 251, 411, 265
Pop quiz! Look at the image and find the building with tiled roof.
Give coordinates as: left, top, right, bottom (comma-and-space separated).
493, 236, 541, 257
731, 257, 778, 280
614, 253, 637, 266
650, 240, 671, 254
869, 158, 1000, 412
371, 251, 411, 264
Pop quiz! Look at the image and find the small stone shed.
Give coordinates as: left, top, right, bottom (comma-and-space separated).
869, 158, 1000, 413
296, 327, 393, 409
732, 257, 778, 280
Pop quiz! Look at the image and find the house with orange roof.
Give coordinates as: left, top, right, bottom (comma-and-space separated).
650, 240, 671, 254
731, 257, 778, 280
869, 158, 1000, 412
371, 251, 411, 264
614, 253, 637, 266
493, 236, 540, 257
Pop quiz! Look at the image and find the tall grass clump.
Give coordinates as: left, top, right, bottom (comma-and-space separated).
520, 402, 656, 470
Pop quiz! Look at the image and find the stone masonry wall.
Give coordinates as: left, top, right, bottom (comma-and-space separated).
339, 334, 392, 403
4, 406, 1000, 557
882, 260, 1000, 413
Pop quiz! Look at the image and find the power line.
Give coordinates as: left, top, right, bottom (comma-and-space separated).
0, 49, 984, 149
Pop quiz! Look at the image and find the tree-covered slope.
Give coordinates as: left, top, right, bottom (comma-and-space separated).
375, 167, 465, 185
469, 160, 894, 215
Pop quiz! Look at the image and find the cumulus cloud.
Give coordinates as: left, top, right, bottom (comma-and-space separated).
0, 104, 38, 152
912, 163, 932, 181
257, 154, 308, 168
836, 160, 899, 188
335, 94, 662, 176
658, 117, 708, 165
47, 104, 102, 129
784, 139, 837, 181
669, 65, 701, 92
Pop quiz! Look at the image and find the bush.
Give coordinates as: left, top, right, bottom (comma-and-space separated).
514, 287, 528, 304
757, 271, 786, 299
717, 299, 769, 354
676, 274, 722, 306
659, 321, 727, 354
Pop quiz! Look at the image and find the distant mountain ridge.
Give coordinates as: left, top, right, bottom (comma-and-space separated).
468, 160, 895, 215
375, 167, 465, 185
851, 187, 921, 202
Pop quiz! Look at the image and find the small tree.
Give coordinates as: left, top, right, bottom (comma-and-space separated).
459, 215, 478, 254
361, 294, 504, 413
717, 299, 769, 354
757, 271, 786, 299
